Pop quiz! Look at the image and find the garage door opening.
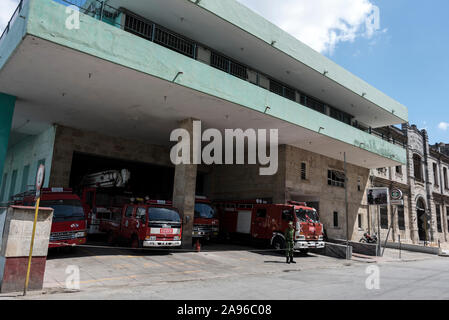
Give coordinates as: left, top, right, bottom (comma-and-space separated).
69, 152, 206, 199
69, 152, 176, 200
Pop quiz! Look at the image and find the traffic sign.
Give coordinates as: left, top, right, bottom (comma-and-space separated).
35, 164, 45, 198
391, 188, 403, 201
391, 200, 404, 206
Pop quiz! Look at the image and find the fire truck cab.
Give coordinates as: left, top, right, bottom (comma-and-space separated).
12, 188, 87, 248
193, 196, 219, 240
79, 169, 131, 235
217, 200, 325, 252
100, 199, 182, 248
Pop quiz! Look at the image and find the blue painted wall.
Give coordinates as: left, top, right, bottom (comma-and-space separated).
0, 126, 56, 203
0, 93, 15, 192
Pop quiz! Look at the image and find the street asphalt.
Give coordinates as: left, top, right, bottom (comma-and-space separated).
1, 242, 447, 300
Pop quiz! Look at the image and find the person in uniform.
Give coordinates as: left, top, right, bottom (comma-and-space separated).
284, 221, 296, 264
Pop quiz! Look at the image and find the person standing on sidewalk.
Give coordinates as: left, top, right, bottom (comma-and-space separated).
284, 221, 296, 264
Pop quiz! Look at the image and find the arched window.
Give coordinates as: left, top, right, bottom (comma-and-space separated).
413, 154, 423, 182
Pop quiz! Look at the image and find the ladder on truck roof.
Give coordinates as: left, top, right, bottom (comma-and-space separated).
80, 169, 131, 188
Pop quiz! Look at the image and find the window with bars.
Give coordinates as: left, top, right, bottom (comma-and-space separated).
444, 167, 448, 189
8, 170, 18, 201
153, 27, 195, 58
333, 212, 339, 227
210, 52, 248, 80
433, 163, 439, 185
124, 14, 153, 40
330, 107, 352, 125
300, 94, 326, 114
301, 162, 307, 180
413, 154, 423, 182
20, 165, 30, 193
269, 80, 296, 101
328, 170, 345, 188
0, 173, 7, 203
447, 207, 449, 233
123, 13, 195, 58
436, 205, 442, 233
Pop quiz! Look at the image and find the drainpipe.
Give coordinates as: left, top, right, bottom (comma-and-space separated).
422, 130, 434, 242
437, 154, 447, 242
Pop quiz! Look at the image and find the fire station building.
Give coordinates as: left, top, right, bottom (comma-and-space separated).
0, 0, 409, 245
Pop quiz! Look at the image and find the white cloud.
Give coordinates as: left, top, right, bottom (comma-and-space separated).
0, 0, 20, 35
438, 122, 449, 131
237, 0, 383, 54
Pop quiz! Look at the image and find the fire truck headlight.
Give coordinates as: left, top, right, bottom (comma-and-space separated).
173, 236, 180, 241
76, 231, 87, 238
146, 236, 156, 241
319, 235, 323, 240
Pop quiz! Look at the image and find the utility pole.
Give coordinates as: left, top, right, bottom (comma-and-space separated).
344, 152, 349, 245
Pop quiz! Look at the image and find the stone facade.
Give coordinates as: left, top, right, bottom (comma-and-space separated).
372, 124, 449, 245
209, 144, 371, 241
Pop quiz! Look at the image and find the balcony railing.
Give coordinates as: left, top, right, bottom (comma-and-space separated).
0, 0, 25, 47
1, 0, 407, 149
211, 52, 248, 80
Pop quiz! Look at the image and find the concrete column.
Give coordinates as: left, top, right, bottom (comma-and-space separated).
172, 119, 197, 248
0, 93, 15, 180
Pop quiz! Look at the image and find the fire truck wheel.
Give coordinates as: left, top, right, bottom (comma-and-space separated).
106, 232, 115, 245
130, 235, 142, 249
272, 236, 285, 251
299, 249, 309, 256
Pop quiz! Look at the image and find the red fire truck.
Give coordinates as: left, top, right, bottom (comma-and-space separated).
216, 199, 325, 253
12, 188, 87, 248
100, 199, 182, 248
193, 196, 219, 240
79, 169, 131, 235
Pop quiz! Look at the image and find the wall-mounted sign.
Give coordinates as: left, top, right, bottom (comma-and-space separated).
367, 187, 390, 206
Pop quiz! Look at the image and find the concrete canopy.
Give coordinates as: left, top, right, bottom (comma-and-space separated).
94, 0, 408, 127
0, 35, 402, 169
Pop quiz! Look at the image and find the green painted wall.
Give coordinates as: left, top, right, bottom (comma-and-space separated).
24, 0, 406, 164
0, 125, 56, 203
188, 0, 408, 123
0, 0, 30, 71
0, 93, 16, 193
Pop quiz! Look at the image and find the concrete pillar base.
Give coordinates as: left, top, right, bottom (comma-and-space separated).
0, 206, 53, 294
172, 119, 197, 249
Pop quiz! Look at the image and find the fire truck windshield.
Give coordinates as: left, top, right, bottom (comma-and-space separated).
95, 193, 112, 206
194, 203, 217, 219
41, 199, 85, 222
148, 207, 181, 223
295, 208, 319, 223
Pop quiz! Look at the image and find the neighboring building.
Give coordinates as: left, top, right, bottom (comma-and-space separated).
434, 143, 449, 157
370, 124, 449, 245
0, 0, 409, 245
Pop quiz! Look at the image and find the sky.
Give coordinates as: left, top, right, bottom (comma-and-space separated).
0, 0, 448, 144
